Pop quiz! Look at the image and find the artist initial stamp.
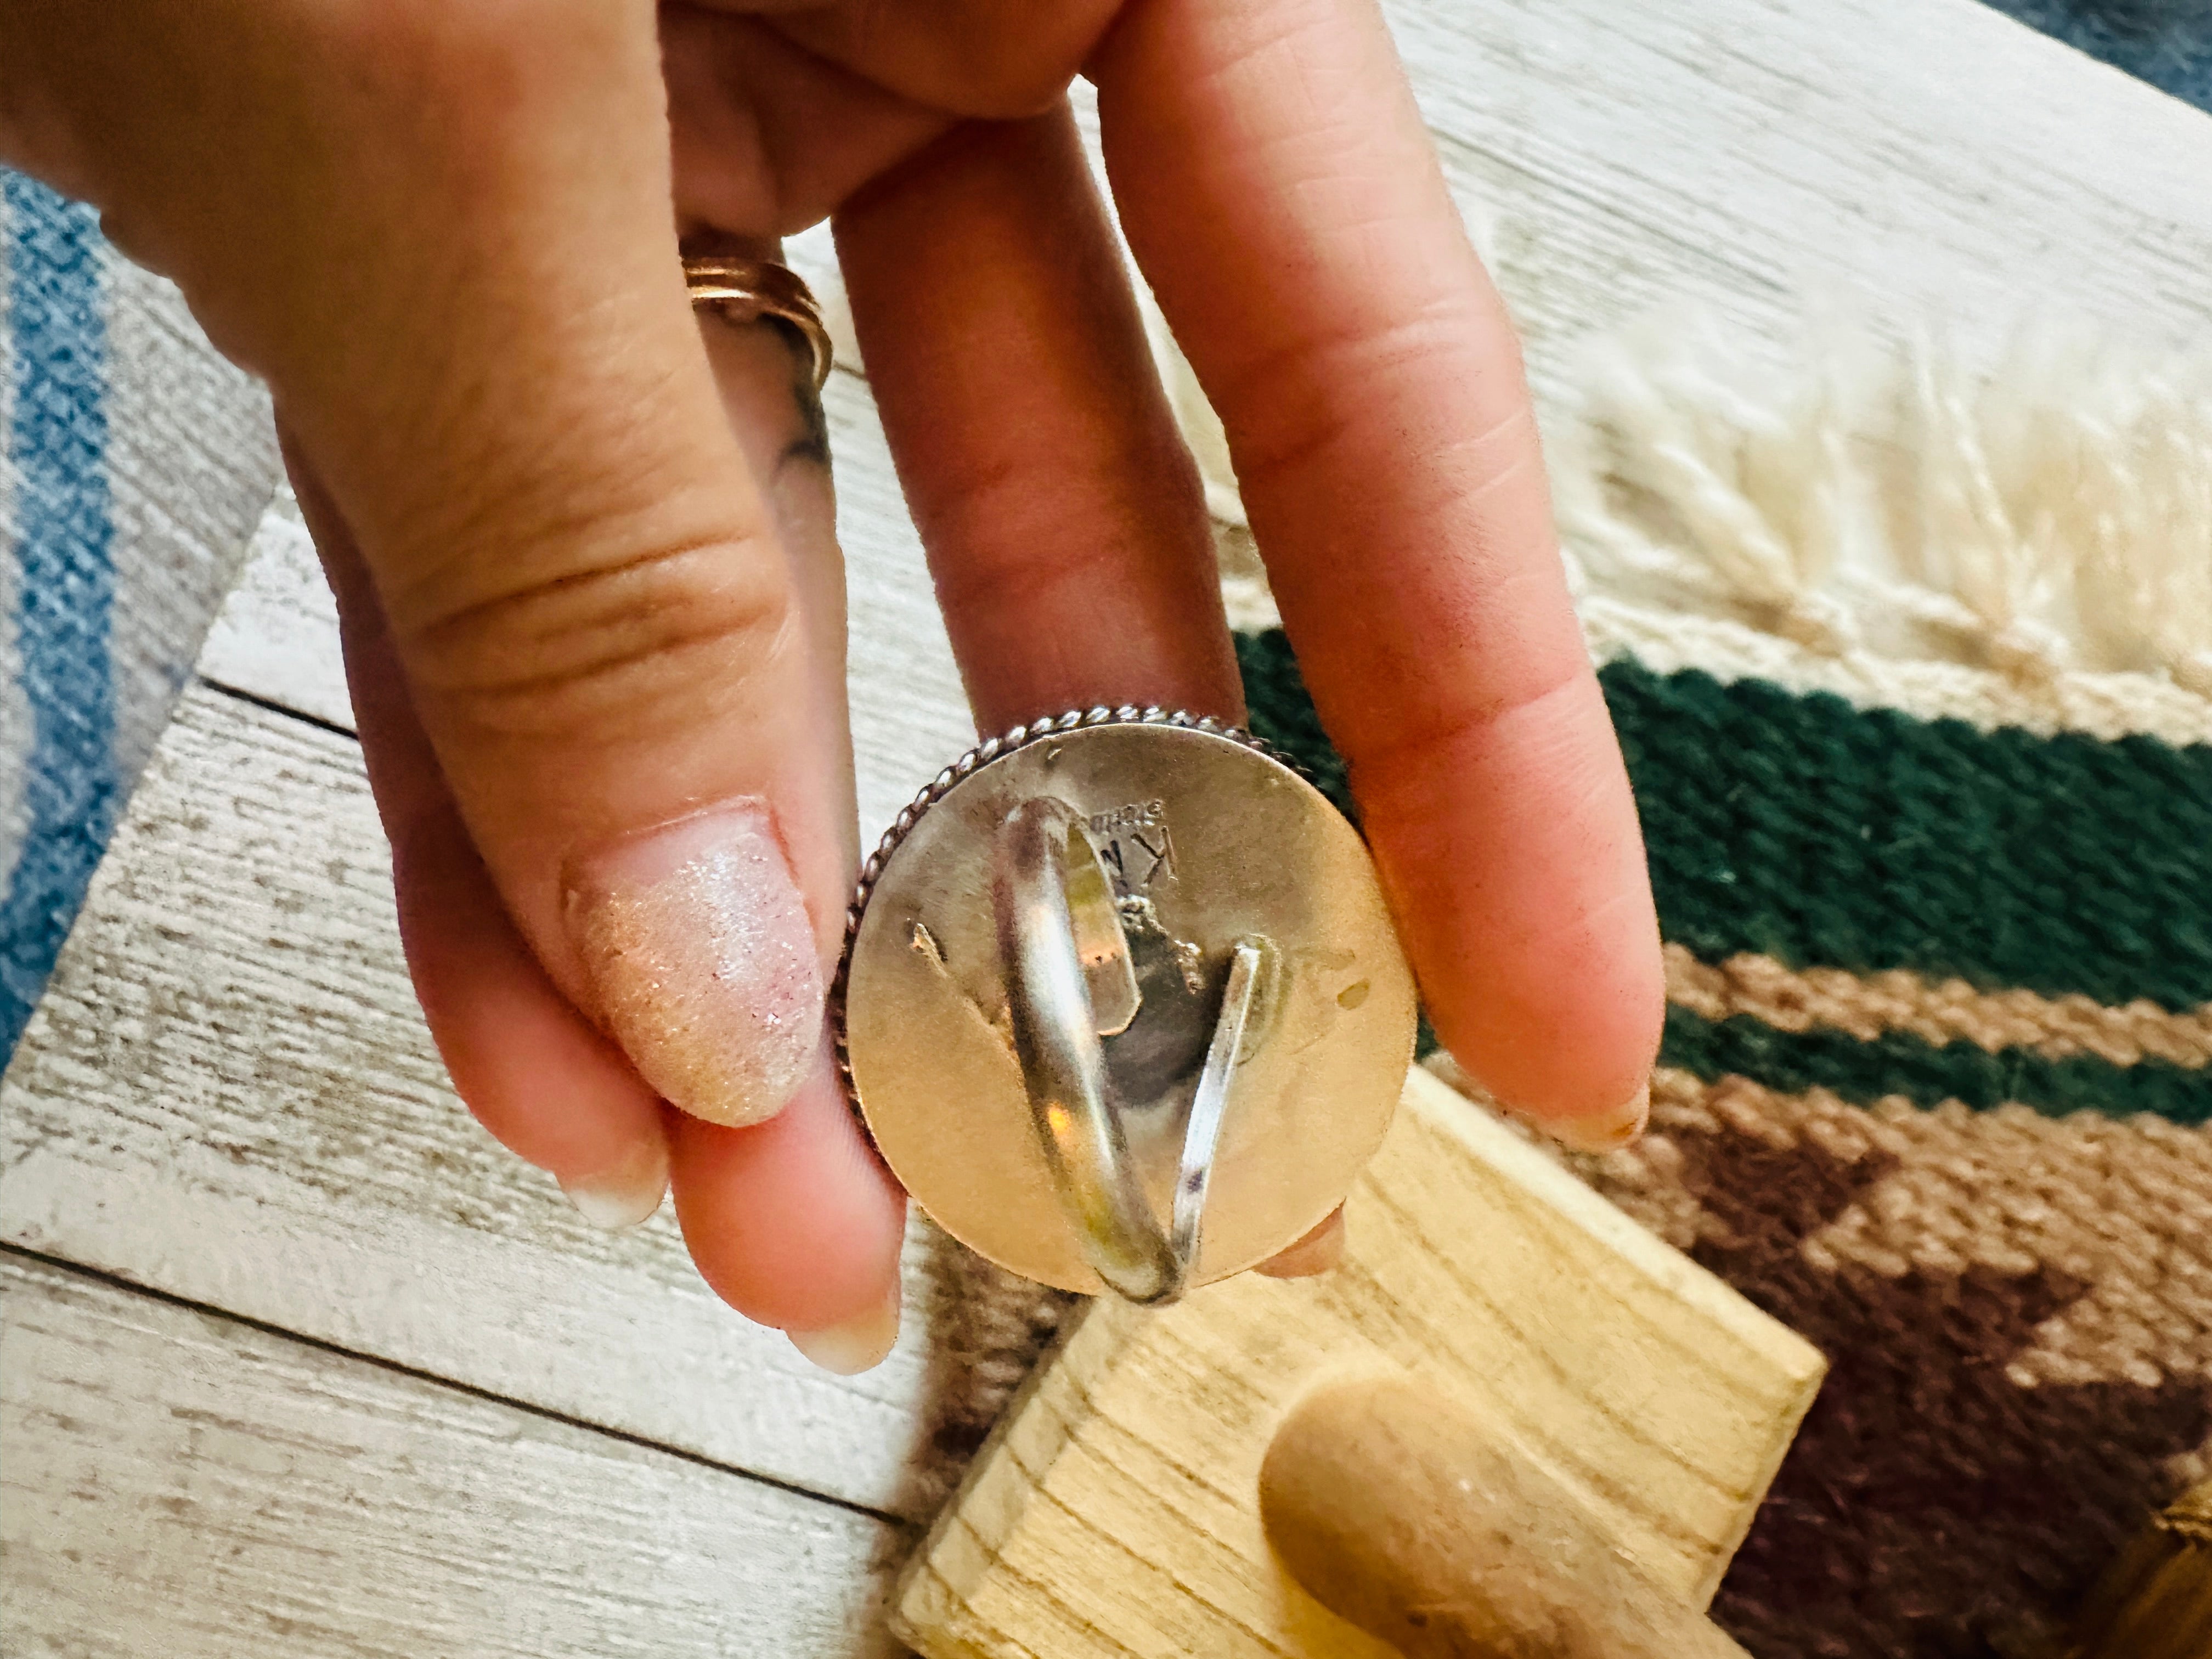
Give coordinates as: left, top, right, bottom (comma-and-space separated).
1088, 800, 1178, 893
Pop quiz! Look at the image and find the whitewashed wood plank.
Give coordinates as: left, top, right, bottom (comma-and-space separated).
196, 483, 352, 732
0, 1250, 898, 1658
193, 364, 975, 853
1383, 0, 2212, 414
0, 683, 1059, 1523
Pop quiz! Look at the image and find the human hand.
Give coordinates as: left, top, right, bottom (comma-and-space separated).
0, 0, 1663, 1371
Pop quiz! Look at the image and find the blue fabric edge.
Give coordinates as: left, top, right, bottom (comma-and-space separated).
1, 173, 115, 1058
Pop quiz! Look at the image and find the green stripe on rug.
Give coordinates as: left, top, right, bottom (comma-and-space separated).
1660, 1005, 2212, 1124
1235, 630, 1353, 818
1608, 661, 2212, 1011
1234, 633, 2212, 1012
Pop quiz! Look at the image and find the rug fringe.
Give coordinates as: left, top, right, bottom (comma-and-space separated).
1553, 313, 2212, 693
1155, 304, 2212, 701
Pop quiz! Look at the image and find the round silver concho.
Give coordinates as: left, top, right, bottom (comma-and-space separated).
834, 707, 1416, 1304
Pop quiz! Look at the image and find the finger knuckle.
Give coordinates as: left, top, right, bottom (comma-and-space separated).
1223, 301, 1509, 484
401, 538, 798, 746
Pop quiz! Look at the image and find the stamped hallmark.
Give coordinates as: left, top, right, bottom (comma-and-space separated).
1088, 800, 1178, 893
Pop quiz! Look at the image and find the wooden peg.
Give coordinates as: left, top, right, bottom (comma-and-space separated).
1261, 1374, 1750, 1658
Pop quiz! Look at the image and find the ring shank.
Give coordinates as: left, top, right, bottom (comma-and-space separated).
992, 797, 1183, 1305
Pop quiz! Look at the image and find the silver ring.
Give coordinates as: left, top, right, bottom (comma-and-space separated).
991, 796, 1272, 1305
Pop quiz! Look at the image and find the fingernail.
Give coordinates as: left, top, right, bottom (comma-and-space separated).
1255, 1209, 1348, 1279
557, 1136, 669, 1231
566, 803, 824, 1127
787, 1286, 902, 1376
1546, 1080, 1651, 1153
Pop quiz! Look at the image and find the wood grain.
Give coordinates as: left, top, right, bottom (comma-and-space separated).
1260, 1376, 1748, 1658
894, 1068, 1825, 1659
197, 484, 351, 732
1382, 0, 2212, 409
0, 682, 1025, 1523
0, 1250, 898, 1658
2064, 1475, 2212, 1659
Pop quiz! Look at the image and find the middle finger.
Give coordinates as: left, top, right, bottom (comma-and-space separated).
832, 105, 1240, 731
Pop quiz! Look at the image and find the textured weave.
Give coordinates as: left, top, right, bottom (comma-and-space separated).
1602, 660, 2212, 1014
0, 171, 280, 1059
1248, 633, 2212, 1658
1, 178, 114, 1047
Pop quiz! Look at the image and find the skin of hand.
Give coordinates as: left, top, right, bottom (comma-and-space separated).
0, 0, 1665, 1370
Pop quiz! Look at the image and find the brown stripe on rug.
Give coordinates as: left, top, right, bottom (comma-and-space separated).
1663, 945, 2212, 1069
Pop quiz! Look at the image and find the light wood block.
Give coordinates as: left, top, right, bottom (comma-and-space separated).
895, 1067, 1825, 1658
0, 1251, 898, 1658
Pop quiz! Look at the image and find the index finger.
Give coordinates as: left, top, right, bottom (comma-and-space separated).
1091, 0, 1663, 1140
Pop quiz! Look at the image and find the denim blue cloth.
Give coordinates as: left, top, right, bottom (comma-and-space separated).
1987, 0, 2212, 108
0, 177, 115, 1054
0, 170, 275, 1062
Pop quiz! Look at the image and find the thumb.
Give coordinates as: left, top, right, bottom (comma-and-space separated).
261, 8, 855, 1126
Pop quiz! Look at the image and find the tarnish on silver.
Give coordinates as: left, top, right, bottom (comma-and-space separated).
832, 707, 1312, 1304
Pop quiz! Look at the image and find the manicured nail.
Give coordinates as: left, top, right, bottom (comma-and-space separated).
566, 802, 824, 1128
1255, 1209, 1348, 1279
787, 1286, 902, 1376
557, 1136, 669, 1232
1546, 1080, 1651, 1153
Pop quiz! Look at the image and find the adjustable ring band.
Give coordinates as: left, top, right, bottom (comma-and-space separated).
682, 255, 834, 391
992, 797, 1183, 1305
990, 794, 1277, 1305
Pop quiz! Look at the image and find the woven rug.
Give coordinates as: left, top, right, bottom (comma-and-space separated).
1252, 652, 2212, 1659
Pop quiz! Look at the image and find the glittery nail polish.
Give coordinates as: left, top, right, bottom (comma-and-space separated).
565, 803, 823, 1127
